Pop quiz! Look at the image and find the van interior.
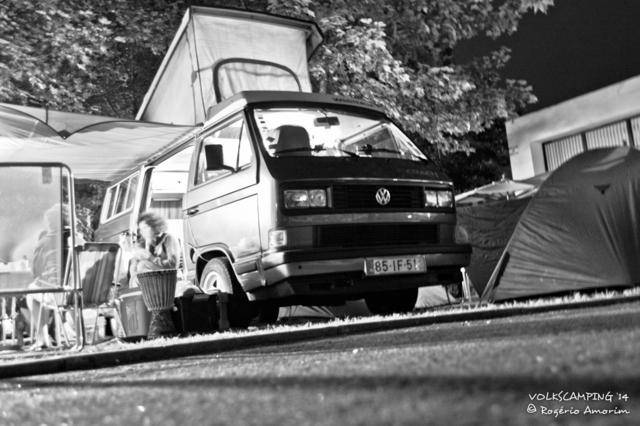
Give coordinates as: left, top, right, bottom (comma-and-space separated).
144, 145, 194, 254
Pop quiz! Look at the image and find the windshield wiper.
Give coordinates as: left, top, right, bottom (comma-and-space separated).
358, 145, 429, 163
358, 146, 403, 155
275, 145, 359, 157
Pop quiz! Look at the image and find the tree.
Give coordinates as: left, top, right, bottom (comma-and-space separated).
2, 0, 554, 229
427, 119, 512, 192
0, 0, 185, 116
2, 0, 552, 147
269, 0, 553, 153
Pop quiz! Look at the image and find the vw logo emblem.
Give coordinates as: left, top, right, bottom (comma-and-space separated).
375, 187, 391, 206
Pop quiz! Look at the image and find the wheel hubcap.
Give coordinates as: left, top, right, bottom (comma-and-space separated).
201, 271, 221, 294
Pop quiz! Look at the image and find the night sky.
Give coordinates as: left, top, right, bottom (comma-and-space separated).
455, 0, 640, 112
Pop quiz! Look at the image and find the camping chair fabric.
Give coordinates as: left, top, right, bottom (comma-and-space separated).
76, 243, 121, 343
483, 147, 640, 301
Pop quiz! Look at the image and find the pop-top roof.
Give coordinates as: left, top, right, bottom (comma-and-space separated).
136, 6, 323, 126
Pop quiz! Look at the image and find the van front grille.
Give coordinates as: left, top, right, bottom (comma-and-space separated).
331, 185, 423, 210
315, 224, 438, 248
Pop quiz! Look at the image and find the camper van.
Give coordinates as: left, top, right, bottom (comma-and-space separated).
95, 90, 471, 324
95, 7, 469, 325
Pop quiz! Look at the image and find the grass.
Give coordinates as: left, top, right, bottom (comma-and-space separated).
2, 300, 640, 425
1, 286, 639, 364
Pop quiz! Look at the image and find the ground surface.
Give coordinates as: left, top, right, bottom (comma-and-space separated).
1, 302, 639, 425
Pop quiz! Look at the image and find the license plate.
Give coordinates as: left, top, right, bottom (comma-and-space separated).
364, 255, 427, 276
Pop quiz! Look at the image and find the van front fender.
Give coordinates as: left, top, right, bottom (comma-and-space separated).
193, 244, 236, 284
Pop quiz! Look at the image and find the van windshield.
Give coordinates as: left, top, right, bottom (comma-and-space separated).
253, 107, 427, 162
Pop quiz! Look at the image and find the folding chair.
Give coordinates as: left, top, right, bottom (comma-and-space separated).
76, 243, 121, 344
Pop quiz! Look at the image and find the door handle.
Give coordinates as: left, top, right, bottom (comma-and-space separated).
187, 208, 199, 216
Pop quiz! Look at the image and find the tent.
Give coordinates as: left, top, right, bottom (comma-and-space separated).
456, 197, 531, 296
482, 147, 640, 301
454, 173, 550, 295
136, 6, 323, 125
455, 177, 535, 206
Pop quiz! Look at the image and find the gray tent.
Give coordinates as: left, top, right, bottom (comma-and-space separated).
482, 147, 640, 301
456, 197, 530, 295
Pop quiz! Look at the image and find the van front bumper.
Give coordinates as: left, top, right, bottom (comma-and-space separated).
246, 244, 471, 302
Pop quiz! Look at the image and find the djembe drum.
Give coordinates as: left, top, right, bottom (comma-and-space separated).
137, 269, 177, 338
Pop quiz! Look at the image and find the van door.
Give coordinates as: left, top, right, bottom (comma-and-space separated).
184, 114, 261, 265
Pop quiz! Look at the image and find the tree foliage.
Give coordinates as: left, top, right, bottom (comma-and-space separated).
2, 0, 553, 148
2, 0, 553, 206
269, 0, 553, 152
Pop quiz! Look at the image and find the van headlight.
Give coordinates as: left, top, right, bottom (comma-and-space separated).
424, 189, 454, 208
284, 189, 327, 209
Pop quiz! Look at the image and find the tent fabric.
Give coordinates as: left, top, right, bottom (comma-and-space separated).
456, 197, 530, 295
483, 147, 640, 301
138, 6, 322, 125
1, 118, 196, 181
215, 60, 302, 102
455, 178, 534, 206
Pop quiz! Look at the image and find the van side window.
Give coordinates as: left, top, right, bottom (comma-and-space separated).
196, 118, 251, 185
114, 183, 128, 214
238, 122, 253, 168
104, 186, 117, 221
101, 172, 140, 223
126, 174, 139, 209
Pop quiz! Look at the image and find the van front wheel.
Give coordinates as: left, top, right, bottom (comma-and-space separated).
200, 258, 255, 328
365, 288, 418, 315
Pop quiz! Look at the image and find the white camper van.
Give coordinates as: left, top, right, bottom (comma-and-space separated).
95, 7, 471, 326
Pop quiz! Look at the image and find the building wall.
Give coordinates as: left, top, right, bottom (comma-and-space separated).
506, 75, 640, 180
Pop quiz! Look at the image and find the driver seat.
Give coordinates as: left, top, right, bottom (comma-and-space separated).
275, 125, 310, 156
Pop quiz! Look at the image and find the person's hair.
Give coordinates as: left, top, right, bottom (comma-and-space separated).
138, 211, 167, 235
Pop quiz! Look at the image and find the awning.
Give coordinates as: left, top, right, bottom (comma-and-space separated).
1, 105, 196, 181
0, 103, 117, 136
0, 104, 62, 139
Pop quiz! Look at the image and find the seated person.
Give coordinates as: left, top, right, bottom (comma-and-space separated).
126, 211, 229, 331
127, 211, 181, 284
27, 204, 83, 348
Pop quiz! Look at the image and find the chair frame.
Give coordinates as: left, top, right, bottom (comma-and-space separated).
0, 162, 83, 351
76, 242, 122, 345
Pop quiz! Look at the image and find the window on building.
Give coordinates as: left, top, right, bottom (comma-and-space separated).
585, 121, 628, 149
543, 135, 584, 172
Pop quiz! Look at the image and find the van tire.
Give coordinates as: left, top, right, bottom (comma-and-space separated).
365, 288, 418, 315
200, 258, 255, 328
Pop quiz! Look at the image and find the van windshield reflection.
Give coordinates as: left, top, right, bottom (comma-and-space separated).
253, 107, 427, 162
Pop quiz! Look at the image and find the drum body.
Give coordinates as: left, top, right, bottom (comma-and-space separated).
136, 269, 177, 337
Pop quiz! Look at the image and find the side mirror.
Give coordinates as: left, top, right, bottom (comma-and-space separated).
204, 144, 235, 172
